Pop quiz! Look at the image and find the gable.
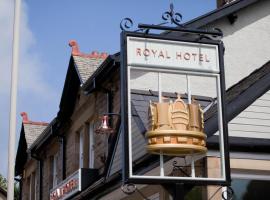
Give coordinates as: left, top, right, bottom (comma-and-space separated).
73, 56, 105, 84
24, 123, 47, 149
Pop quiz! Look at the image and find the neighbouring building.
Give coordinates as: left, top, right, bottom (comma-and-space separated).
0, 187, 7, 200
15, 0, 270, 199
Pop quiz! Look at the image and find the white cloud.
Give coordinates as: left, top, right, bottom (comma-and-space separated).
0, 0, 59, 177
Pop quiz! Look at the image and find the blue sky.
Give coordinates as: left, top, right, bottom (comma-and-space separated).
0, 0, 216, 177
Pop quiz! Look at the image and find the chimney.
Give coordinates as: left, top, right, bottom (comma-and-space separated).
20, 112, 29, 123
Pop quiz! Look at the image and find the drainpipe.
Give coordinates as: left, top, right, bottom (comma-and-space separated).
31, 152, 43, 200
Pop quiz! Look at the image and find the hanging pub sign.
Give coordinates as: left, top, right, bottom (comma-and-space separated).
120, 31, 230, 186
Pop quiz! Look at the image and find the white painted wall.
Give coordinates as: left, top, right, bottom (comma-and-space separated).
207, 0, 270, 139
208, 0, 270, 89
228, 91, 270, 139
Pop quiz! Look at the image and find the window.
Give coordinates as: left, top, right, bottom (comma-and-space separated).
76, 124, 95, 169
26, 171, 37, 200
89, 123, 95, 168
50, 154, 58, 189
79, 129, 84, 168
30, 172, 36, 200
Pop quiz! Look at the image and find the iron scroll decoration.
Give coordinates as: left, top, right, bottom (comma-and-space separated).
120, 18, 134, 31
120, 3, 183, 31
162, 3, 182, 26
121, 183, 136, 194
120, 3, 223, 38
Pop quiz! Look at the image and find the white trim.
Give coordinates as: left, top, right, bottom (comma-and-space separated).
216, 75, 226, 179
128, 66, 133, 175
79, 129, 84, 168
130, 175, 226, 181
89, 123, 95, 168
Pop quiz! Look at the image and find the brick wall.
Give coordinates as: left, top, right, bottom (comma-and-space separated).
20, 68, 120, 199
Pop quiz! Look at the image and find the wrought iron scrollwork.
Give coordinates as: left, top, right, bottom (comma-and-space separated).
162, 3, 182, 26
120, 3, 223, 37
172, 160, 190, 177
212, 28, 223, 38
121, 183, 136, 194
120, 18, 134, 31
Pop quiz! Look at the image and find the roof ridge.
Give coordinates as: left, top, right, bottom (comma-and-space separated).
20, 112, 48, 126
23, 121, 49, 126
69, 40, 108, 59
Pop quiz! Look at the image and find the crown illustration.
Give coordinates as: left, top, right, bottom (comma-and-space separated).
146, 94, 207, 156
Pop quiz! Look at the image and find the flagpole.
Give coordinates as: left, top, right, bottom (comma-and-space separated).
8, 0, 21, 199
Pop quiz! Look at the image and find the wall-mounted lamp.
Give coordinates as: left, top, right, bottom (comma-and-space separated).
94, 113, 120, 135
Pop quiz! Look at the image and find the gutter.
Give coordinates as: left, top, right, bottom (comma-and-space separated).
82, 54, 119, 94
28, 118, 58, 152
184, 0, 259, 28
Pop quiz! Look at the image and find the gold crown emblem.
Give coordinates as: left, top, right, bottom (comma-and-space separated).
146, 94, 207, 156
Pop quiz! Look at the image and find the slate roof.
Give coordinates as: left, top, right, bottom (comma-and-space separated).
73, 56, 106, 84
15, 113, 48, 176
23, 122, 48, 149
19, 112, 48, 149
69, 40, 108, 85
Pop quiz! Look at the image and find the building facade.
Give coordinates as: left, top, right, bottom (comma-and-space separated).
16, 0, 270, 199
0, 187, 7, 200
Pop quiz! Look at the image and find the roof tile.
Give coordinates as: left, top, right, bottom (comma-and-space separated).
68, 40, 108, 84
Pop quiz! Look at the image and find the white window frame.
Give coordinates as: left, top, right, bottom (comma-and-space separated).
79, 129, 84, 168
52, 154, 58, 188
89, 123, 95, 168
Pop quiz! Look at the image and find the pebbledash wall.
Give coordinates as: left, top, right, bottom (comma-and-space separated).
15, 0, 270, 200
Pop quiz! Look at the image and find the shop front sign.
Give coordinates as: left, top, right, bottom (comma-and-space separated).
49, 168, 98, 200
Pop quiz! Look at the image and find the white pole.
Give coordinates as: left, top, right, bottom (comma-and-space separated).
8, 0, 21, 199
186, 75, 191, 104
186, 75, 196, 177
158, 73, 165, 176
